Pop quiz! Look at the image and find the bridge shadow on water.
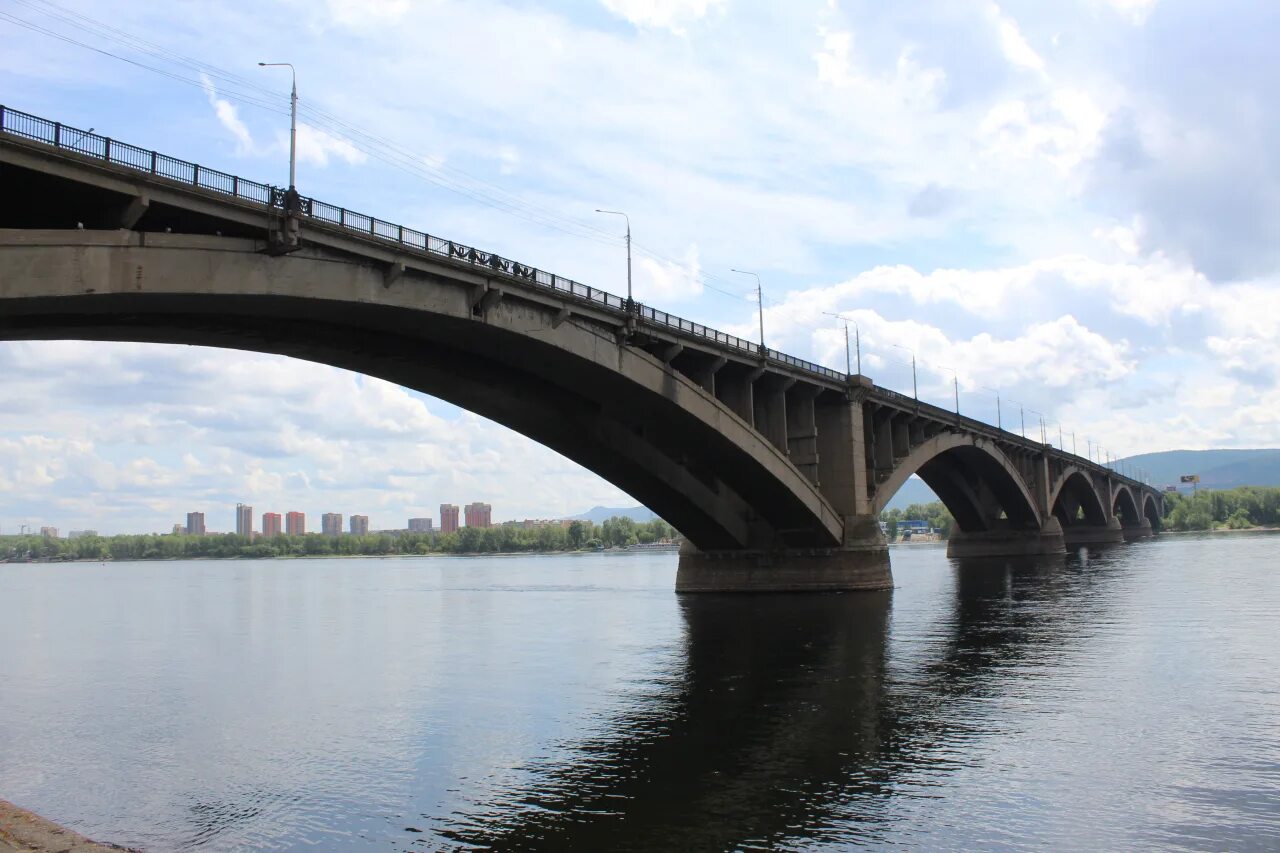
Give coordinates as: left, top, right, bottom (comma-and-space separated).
421, 549, 1128, 852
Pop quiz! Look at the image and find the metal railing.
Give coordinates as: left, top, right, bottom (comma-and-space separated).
0, 105, 1147, 486
0, 105, 845, 381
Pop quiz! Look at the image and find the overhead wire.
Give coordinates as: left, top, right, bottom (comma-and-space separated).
5, 0, 764, 303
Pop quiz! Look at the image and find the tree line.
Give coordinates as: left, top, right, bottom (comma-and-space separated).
0, 516, 678, 562
879, 502, 955, 541
1160, 487, 1280, 531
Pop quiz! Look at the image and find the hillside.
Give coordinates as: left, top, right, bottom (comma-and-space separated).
1119, 449, 1280, 489
568, 505, 658, 524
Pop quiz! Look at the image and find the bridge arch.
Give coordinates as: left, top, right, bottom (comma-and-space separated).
1049, 468, 1108, 527
0, 234, 844, 552
1112, 483, 1141, 526
1142, 493, 1163, 532
872, 433, 1042, 532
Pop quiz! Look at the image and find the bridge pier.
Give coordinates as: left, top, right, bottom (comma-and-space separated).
1122, 520, 1154, 541
1062, 517, 1126, 548
945, 519, 1066, 559
675, 517, 891, 593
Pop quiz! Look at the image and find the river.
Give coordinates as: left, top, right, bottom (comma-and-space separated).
1, 533, 1278, 851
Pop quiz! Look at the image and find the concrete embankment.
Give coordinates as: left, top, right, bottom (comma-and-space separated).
0, 800, 136, 852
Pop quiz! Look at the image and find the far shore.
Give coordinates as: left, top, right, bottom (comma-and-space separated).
0, 545, 680, 565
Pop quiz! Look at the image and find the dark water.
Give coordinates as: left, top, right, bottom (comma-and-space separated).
2, 535, 1278, 851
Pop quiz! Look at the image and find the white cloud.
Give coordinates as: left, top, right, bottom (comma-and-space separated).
292, 123, 367, 167
990, 3, 1046, 74
600, 0, 727, 34
199, 73, 254, 154
636, 244, 703, 302
1106, 0, 1158, 25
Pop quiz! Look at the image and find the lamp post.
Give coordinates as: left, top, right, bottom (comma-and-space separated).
938, 365, 960, 415
595, 209, 632, 309
981, 386, 1002, 430
258, 62, 297, 190
731, 269, 765, 354
890, 343, 917, 400
822, 311, 860, 376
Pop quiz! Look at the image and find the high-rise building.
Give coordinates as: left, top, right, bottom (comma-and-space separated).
186, 512, 206, 536
39, 526, 59, 539
285, 511, 306, 536
464, 502, 492, 528
440, 504, 460, 534
262, 512, 282, 537
322, 513, 343, 536
171, 524, 184, 536
408, 517, 434, 533
350, 515, 369, 535
236, 503, 253, 537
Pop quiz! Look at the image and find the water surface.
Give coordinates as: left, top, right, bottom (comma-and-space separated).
2, 535, 1278, 850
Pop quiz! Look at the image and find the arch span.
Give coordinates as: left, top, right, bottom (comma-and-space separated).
1112, 483, 1141, 526
872, 433, 1042, 532
0, 232, 843, 551
1049, 468, 1108, 527
1143, 493, 1163, 532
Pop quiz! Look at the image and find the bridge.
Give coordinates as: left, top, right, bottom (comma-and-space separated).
0, 107, 1163, 591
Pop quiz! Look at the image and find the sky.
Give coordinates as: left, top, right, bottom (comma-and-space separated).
2, 0, 1277, 534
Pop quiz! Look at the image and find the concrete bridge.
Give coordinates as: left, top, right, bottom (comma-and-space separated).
0, 107, 1162, 591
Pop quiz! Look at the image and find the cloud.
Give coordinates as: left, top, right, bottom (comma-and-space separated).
1106, 0, 1158, 25
292, 123, 367, 167
990, 3, 1046, 74
636, 244, 704, 302
600, 0, 727, 34
199, 73, 254, 154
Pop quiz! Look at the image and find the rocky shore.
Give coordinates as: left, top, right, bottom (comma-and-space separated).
0, 801, 135, 852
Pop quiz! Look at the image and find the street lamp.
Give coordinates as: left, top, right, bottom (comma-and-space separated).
981, 386, 1002, 430
937, 364, 960, 415
890, 343, 917, 400
731, 269, 766, 354
595, 209, 632, 308
258, 62, 297, 190
822, 311, 861, 375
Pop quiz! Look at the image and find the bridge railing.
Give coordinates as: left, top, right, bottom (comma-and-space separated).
0, 105, 847, 380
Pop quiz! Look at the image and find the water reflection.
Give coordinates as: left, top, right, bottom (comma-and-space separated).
432, 552, 1125, 851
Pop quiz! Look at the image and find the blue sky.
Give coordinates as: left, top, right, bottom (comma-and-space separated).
2, 0, 1277, 534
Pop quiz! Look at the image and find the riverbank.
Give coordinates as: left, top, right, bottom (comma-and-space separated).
0, 800, 134, 852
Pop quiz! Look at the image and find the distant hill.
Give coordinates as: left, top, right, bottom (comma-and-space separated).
883, 477, 939, 511
1119, 449, 1280, 490
569, 505, 657, 524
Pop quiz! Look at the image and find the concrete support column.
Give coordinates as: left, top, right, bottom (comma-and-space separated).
687, 354, 726, 395
714, 368, 754, 426
946, 517, 1066, 558
1122, 519, 1154, 541
814, 378, 874, 519
752, 374, 792, 453
676, 517, 890, 592
786, 386, 820, 485
1062, 516, 1126, 548
872, 411, 894, 484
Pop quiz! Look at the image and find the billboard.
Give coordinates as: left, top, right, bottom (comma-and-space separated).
1179, 474, 1200, 484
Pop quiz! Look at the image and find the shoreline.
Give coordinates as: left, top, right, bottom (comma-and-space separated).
0, 546, 677, 565
0, 799, 134, 852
